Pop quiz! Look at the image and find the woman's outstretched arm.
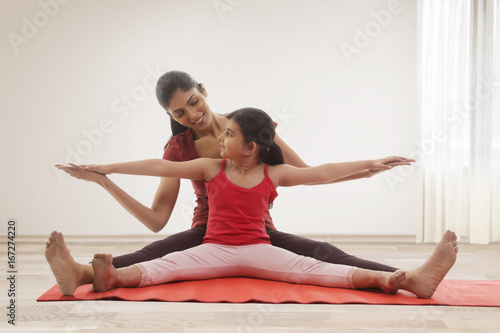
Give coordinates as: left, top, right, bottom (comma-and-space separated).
102, 176, 180, 233
55, 157, 219, 232
270, 156, 414, 187
54, 164, 180, 233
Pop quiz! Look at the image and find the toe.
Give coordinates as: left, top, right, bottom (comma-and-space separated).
93, 253, 107, 260
442, 230, 451, 242
55, 232, 67, 247
106, 254, 113, 265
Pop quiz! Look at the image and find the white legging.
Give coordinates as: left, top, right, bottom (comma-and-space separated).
134, 243, 357, 289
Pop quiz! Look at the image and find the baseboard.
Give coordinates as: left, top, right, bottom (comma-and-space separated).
15, 234, 417, 244
297, 234, 417, 243
13, 234, 500, 244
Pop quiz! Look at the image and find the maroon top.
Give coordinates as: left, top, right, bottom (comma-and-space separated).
162, 129, 277, 230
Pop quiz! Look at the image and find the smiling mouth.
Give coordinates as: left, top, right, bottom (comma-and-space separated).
192, 113, 205, 125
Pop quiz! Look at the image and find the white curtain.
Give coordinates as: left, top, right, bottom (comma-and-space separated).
419, 0, 500, 244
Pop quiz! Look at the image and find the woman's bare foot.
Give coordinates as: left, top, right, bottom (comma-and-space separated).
44, 231, 93, 296
91, 253, 117, 292
400, 230, 458, 299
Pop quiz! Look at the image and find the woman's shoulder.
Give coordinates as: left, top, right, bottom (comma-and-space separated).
163, 129, 196, 161
168, 129, 192, 145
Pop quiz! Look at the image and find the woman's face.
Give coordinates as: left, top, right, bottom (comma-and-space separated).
167, 87, 211, 129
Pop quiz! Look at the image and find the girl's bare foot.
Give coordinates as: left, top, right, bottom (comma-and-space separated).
91, 253, 117, 292
45, 231, 93, 296
380, 270, 406, 294
91, 254, 142, 292
353, 269, 406, 294
400, 230, 458, 299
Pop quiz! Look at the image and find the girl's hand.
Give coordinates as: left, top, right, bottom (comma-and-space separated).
54, 163, 111, 184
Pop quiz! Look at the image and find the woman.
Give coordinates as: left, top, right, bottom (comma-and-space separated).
47, 71, 457, 299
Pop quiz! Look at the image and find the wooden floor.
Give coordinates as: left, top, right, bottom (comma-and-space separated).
2, 235, 499, 332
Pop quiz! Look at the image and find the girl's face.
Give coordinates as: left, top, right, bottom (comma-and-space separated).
218, 119, 247, 159
167, 87, 211, 129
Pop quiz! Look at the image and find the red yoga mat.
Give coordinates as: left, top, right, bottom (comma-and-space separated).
37, 278, 500, 306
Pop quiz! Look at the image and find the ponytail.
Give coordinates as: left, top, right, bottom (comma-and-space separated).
227, 108, 285, 166
170, 118, 188, 136
164, 119, 189, 149
260, 142, 284, 166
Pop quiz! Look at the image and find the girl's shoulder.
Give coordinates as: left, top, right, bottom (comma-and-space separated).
266, 163, 293, 187
197, 158, 224, 181
267, 163, 292, 172
196, 157, 223, 168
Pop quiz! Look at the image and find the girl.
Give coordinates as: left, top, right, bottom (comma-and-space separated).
57, 108, 455, 297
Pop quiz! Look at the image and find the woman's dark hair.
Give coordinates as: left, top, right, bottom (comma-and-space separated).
227, 108, 284, 166
156, 70, 203, 110
156, 70, 205, 148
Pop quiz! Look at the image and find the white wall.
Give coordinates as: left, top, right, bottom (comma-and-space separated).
0, 0, 418, 236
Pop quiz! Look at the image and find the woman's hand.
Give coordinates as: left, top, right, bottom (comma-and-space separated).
365, 156, 415, 177
54, 163, 111, 184
78, 164, 112, 174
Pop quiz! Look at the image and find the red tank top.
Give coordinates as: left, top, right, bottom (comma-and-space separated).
163, 129, 277, 230
203, 158, 278, 245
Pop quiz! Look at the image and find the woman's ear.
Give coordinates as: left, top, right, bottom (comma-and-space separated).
199, 83, 207, 97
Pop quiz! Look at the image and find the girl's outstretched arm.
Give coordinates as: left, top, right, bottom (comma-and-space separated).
57, 158, 218, 181
275, 133, 412, 184
271, 156, 414, 187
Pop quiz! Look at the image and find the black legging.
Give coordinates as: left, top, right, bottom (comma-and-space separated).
112, 226, 397, 272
